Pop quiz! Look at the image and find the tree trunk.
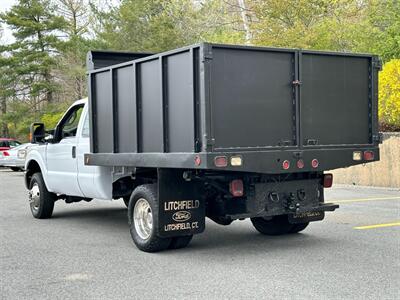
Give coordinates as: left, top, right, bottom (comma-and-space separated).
0, 97, 9, 137
237, 0, 252, 45
44, 71, 53, 103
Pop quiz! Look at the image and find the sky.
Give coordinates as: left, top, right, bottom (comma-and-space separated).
0, 0, 16, 45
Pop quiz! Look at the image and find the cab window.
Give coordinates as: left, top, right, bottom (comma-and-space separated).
81, 112, 90, 138
55, 104, 84, 142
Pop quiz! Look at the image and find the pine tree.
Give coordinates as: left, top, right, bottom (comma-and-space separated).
0, 0, 67, 104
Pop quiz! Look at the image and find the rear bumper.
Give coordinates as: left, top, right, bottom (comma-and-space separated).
224, 202, 339, 221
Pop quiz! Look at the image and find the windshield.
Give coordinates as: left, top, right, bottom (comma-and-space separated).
9, 140, 21, 148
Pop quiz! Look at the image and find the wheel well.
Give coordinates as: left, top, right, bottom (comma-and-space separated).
25, 160, 41, 188
112, 168, 158, 199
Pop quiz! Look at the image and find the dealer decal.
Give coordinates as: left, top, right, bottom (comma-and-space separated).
164, 222, 199, 232
159, 199, 205, 237
164, 200, 200, 211
172, 211, 191, 222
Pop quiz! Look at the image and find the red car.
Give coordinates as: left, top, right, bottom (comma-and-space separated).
0, 138, 21, 151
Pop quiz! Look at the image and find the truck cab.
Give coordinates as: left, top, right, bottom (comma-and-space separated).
25, 99, 112, 202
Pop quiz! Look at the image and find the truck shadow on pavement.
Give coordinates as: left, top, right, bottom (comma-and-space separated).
50, 204, 337, 254
187, 224, 336, 255
51, 206, 128, 228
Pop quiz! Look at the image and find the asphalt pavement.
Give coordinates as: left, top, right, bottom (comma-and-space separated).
1, 168, 399, 299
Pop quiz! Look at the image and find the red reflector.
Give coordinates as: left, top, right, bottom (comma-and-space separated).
3, 151, 9, 156
194, 155, 201, 166
297, 159, 304, 169
323, 173, 333, 188
363, 151, 374, 161
282, 160, 290, 170
230, 179, 244, 197
214, 156, 228, 167
311, 159, 319, 168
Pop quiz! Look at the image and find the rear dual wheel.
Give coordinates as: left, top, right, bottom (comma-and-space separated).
251, 215, 309, 235
127, 184, 192, 252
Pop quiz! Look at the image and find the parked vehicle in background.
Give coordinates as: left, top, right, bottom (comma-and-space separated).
25, 43, 381, 252
0, 138, 21, 151
0, 143, 32, 171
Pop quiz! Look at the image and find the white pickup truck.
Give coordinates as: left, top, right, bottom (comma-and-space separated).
25, 44, 380, 252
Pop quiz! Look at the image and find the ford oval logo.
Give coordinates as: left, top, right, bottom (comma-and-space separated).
172, 211, 191, 222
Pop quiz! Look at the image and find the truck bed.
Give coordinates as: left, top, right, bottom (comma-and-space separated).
85, 43, 380, 173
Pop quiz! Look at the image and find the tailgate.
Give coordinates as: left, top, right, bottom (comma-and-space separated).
207, 45, 378, 151
209, 46, 297, 150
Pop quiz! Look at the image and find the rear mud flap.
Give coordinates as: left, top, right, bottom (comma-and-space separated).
157, 169, 205, 238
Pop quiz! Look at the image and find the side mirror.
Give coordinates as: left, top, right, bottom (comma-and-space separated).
44, 129, 55, 143
30, 123, 46, 144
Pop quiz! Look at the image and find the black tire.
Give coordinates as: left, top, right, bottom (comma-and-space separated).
289, 222, 309, 233
123, 196, 130, 208
29, 173, 56, 219
127, 184, 172, 252
251, 215, 294, 236
169, 235, 193, 250
10, 167, 21, 172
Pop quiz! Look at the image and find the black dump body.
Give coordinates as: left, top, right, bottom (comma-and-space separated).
85, 43, 381, 173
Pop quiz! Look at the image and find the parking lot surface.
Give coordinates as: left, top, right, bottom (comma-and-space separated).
1, 169, 399, 299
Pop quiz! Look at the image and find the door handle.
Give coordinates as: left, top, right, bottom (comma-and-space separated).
72, 146, 76, 158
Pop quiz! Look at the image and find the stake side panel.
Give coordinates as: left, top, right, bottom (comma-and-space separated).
165, 51, 196, 152
138, 59, 163, 152
93, 70, 114, 153
115, 65, 137, 153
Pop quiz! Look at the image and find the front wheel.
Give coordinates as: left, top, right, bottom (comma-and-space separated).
127, 184, 172, 252
28, 173, 56, 219
251, 215, 309, 235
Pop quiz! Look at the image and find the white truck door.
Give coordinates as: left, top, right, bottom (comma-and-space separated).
46, 103, 84, 196
76, 105, 113, 200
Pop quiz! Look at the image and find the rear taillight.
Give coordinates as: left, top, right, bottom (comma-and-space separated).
363, 151, 374, 161
323, 173, 333, 188
3, 151, 9, 156
311, 159, 319, 168
297, 159, 304, 169
230, 179, 244, 197
214, 156, 228, 167
194, 155, 201, 166
282, 160, 290, 170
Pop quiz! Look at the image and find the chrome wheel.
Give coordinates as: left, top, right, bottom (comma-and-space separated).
133, 198, 153, 240
29, 183, 40, 211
